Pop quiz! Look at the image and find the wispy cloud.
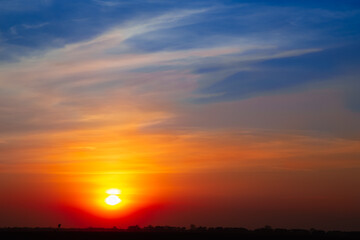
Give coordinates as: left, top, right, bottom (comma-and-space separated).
8, 22, 49, 36
0, 4, 359, 176
93, 0, 131, 7
0, 7, 346, 142
22, 22, 49, 29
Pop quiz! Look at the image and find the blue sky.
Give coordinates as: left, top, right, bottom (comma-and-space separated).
2, 0, 360, 56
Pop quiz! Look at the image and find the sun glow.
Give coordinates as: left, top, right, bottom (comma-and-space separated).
105, 188, 122, 206
106, 188, 121, 195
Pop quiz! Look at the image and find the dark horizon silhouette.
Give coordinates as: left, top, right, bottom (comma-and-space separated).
1, 225, 360, 240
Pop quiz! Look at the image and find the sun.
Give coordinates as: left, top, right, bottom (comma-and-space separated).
105, 188, 122, 206
105, 195, 121, 205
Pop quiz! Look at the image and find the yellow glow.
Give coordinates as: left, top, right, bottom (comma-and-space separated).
105, 195, 121, 205
106, 188, 121, 195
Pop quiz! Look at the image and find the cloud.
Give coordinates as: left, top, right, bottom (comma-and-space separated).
22, 22, 49, 29
197, 44, 360, 104
0, 8, 217, 137
0, 4, 359, 178
8, 22, 49, 37
0, 6, 357, 141
93, 0, 131, 7
9, 26, 17, 35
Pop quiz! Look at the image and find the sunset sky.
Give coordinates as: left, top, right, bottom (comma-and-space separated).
0, 0, 360, 231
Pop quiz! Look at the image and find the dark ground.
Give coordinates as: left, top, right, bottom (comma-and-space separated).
1, 227, 360, 240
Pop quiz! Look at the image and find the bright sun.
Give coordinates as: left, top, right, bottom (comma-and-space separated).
105, 188, 122, 206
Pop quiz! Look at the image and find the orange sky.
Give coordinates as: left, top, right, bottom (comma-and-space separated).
1, 125, 360, 229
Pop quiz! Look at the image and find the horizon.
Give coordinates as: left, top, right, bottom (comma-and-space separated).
0, 0, 360, 231
1, 225, 359, 232
3, 225, 360, 240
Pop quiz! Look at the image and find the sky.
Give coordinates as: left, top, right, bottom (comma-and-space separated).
0, 0, 360, 231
